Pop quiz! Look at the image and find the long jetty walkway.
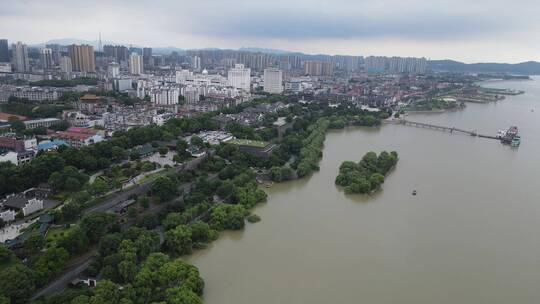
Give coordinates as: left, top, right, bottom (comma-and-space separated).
388, 119, 499, 140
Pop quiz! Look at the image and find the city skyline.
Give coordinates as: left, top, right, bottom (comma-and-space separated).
1, 0, 540, 63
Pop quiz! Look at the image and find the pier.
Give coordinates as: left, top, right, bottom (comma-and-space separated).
391, 119, 499, 140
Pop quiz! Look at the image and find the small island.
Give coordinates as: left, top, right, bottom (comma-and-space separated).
335, 151, 398, 194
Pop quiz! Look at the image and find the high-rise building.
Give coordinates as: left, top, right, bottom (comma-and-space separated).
364, 56, 426, 74
68, 44, 95, 72
40, 48, 53, 69
0, 39, 9, 62
150, 86, 180, 105
228, 64, 251, 92
11, 42, 29, 72
60, 56, 72, 73
45, 44, 66, 65
263, 68, 283, 94
129, 47, 142, 55
103, 45, 129, 63
108, 62, 120, 78
191, 55, 201, 71
304, 61, 333, 76
143, 47, 152, 64
129, 53, 143, 75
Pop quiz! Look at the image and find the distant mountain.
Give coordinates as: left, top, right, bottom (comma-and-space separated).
428, 60, 540, 75
239, 47, 294, 54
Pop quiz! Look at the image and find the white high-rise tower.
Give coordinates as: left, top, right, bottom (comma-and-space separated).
130, 53, 143, 75
263, 68, 283, 94
228, 64, 251, 92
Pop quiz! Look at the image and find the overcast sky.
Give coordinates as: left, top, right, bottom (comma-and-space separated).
1, 0, 539, 63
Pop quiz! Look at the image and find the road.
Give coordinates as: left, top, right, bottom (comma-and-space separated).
83, 150, 213, 216
31, 252, 95, 300
33, 151, 216, 299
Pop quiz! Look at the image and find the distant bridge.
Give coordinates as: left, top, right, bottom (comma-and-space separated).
393, 119, 499, 139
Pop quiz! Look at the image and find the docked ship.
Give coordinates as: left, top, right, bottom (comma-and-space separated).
500, 126, 520, 145
511, 135, 521, 147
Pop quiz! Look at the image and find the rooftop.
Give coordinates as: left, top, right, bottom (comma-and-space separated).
0, 112, 27, 122
37, 140, 69, 151
227, 138, 269, 148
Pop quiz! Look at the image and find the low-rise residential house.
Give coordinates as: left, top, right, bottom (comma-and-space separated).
0, 209, 16, 222
37, 140, 69, 151
0, 147, 34, 166
74, 94, 107, 115
52, 127, 104, 148
197, 131, 234, 145
152, 113, 175, 126
226, 139, 278, 158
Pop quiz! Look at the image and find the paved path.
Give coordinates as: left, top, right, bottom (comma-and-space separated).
33, 151, 216, 299
31, 252, 95, 300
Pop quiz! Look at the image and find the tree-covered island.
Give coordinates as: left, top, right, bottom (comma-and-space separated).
335, 151, 398, 194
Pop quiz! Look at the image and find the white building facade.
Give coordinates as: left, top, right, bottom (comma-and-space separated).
130, 53, 143, 75
22, 198, 44, 216
228, 64, 251, 92
263, 68, 283, 94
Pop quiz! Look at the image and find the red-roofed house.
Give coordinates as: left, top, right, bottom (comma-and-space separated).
0, 112, 27, 123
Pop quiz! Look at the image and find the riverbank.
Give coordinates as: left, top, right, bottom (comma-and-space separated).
188, 78, 540, 304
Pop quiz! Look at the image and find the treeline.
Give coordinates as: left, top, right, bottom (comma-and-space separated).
297, 118, 330, 177
2, 97, 70, 118
269, 103, 389, 181
335, 151, 398, 194
0, 212, 117, 304
0, 115, 217, 196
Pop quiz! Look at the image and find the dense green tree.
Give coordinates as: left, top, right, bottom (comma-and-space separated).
190, 221, 212, 243
0, 264, 35, 304
8, 117, 25, 132
141, 162, 155, 172
80, 212, 117, 243
0, 246, 15, 263
163, 212, 188, 230
23, 233, 45, 255
210, 204, 246, 231
151, 176, 178, 202
111, 146, 126, 161
336, 151, 398, 194
158, 146, 169, 156
31, 247, 70, 286
88, 179, 108, 196
190, 135, 204, 148
48, 166, 89, 193
136, 214, 159, 229
57, 227, 90, 255
164, 225, 193, 256
233, 182, 267, 208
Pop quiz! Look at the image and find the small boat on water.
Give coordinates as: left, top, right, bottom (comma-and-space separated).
511, 135, 521, 147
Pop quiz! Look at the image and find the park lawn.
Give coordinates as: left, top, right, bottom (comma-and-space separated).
45, 225, 74, 246
227, 138, 269, 148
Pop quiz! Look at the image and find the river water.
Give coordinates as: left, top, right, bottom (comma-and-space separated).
188, 77, 540, 304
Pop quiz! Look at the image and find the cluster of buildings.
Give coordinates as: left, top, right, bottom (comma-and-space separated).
365, 56, 427, 74
212, 101, 288, 127
0, 122, 106, 166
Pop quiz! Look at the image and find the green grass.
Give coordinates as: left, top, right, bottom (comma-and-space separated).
227, 139, 269, 148
45, 226, 74, 242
